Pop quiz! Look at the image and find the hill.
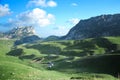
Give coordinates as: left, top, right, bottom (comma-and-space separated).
23, 37, 120, 76
7, 37, 120, 76
44, 35, 60, 41
14, 35, 41, 45
0, 39, 70, 80
4, 37, 120, 78
0, 37, 120, 80
64, 14, 120, 40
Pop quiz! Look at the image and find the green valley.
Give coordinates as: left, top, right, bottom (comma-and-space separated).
0, 37, 120, 80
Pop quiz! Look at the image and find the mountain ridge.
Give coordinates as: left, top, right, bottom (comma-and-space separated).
64, 14, 120, 40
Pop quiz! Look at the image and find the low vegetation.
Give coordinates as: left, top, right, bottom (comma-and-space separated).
0, 37, 120, 80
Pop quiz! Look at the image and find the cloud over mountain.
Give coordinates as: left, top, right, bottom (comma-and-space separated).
0, 4, 11, 17
0, 8, 54, 28
17, 8, 55, 27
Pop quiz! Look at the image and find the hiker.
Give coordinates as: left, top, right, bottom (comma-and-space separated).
48, 61, 54, 69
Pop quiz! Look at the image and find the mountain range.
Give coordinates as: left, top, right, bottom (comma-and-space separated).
1, 13, 120, 41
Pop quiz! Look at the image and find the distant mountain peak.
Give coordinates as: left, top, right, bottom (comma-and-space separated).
10, 26, 35, 34
0, 26, 37, 39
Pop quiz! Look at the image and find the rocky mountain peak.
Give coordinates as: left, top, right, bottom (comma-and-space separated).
15, 26, 34, 33
0, 26, 36, 39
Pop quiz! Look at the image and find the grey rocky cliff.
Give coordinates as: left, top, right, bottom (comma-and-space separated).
0, 26, 36, 39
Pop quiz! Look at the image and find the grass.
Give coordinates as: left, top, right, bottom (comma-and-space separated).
0, 61, 70, 80
0, 37, 120, 80
0, 40, 14, 55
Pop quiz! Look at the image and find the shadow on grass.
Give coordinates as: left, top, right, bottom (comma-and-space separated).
6, 48, 36, 60
25, 37, 120, 58
25, 44, 62, 55
19, 54, 35, 60
72, 54, 120, 77
53, 54, 120, 77
92, 37, 118, 53
6, 48, 24, 56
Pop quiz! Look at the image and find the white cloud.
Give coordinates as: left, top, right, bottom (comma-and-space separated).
71, 3, 78, 6
16, 8, 55, 27
1, 8, 55, 32
53, 26, 70, 36
47, 0, 57, 7
27, 0, 57, 7
0, 4, 11, 17
68, 18, 80, 25
6, 8, 55, 27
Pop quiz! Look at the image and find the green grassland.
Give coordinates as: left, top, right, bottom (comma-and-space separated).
0, 37, 120, 80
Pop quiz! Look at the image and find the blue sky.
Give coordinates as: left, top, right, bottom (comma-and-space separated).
0, 0, 120, 37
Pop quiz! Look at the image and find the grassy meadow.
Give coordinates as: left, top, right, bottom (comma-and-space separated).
0, 37, 120, 80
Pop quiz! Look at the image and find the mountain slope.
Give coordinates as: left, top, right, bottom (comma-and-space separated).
64, 14, 120, 40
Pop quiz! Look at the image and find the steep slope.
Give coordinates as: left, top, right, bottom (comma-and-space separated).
64, 14, 120, 40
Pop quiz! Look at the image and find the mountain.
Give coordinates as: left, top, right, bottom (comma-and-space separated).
0, 26, 41, 44
3, 26, 35, 39
64, 14, 120, 40
14, 35, 41, 45
44, 35, 60, 41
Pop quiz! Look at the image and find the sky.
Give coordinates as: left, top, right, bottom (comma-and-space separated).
0, 0, 120, 37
